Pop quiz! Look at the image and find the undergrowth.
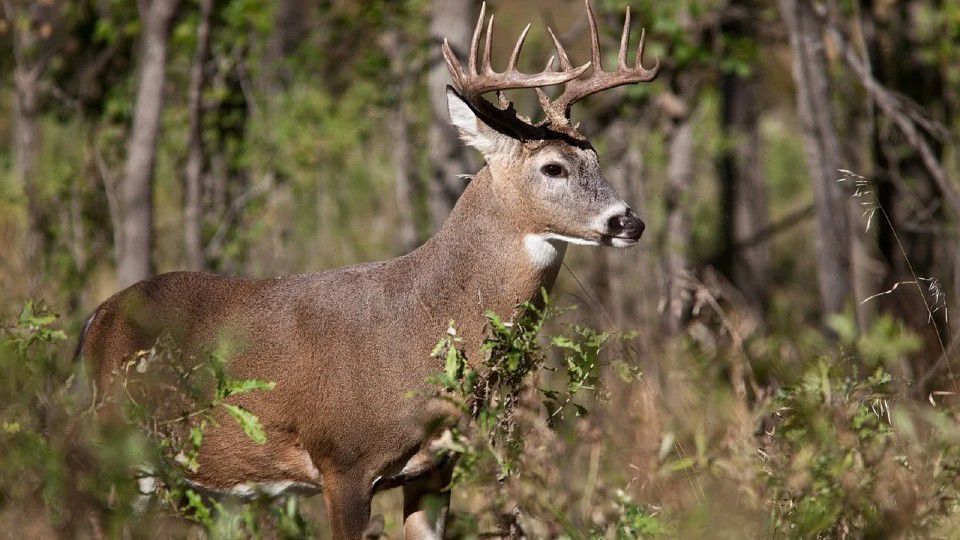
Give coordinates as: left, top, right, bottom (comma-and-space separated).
3, 296, 960, 538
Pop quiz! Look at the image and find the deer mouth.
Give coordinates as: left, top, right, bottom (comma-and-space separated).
601, 233, 641, 247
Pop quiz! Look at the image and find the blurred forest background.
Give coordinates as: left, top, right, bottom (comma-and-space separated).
3, 0, 960, 537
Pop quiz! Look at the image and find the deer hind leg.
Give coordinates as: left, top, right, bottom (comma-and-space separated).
402, 464, 453, 540
323, 473, 373, 540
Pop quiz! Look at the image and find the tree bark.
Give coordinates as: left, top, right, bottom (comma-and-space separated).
778, 0, 854, 319
662, 113, 695, 334
117, 0, 179, 286
427, 0, 475, 230
183, 0, 213, 271
384, 29, 420, 253
600, 117, 646, 329
12, 59, 43, 290
7, 0, 63, 292
717, 4, 770, 316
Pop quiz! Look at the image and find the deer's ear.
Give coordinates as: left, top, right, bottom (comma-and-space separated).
446, 87, 515, 158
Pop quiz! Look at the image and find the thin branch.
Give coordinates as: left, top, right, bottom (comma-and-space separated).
731, 204, 815, 250
203, 174, 272, 259
808, 0, 960, 221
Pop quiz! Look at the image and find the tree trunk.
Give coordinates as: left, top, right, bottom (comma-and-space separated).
183, 0, 213, 271
384, 29, 420, 252
117, 0, 179, 286
264, 0, 306, 93
862, 0, 952, 384
427, 0, 475, 230
7, 0, 63, 292
717, 3, 770, 316
12, 63, 44, 291
600, 117, 646, 329
778, 0, 854, 320
662, 113, 695, 334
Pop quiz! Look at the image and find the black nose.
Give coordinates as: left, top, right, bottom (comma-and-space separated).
607, 208, 645, 240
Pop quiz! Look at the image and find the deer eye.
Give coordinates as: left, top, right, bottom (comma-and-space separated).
540, 163, 567, 178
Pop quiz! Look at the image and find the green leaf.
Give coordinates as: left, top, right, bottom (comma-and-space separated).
223, 378, 276, 397
665, 457, 696, 472
222, 404, 268, 445
184, 489, 213, 526
445, 347, 461, 380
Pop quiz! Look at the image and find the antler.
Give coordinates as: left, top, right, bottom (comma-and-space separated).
538, 1, 660, 131
442, 2, 590, 130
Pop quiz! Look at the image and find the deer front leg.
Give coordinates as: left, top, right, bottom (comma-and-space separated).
402, 465, 452, 540
323, 473, 373, 540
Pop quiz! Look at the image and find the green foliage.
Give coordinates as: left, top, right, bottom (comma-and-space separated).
828, 312, 923, 369
595, 490, 669, 539
430, 291, 642, 535
221, 404, 268, 445
765, 357, 906, 537
7, 300, 67, 353
0, 301, 314, 536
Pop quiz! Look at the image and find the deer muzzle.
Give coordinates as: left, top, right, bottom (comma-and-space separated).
605, 208, 645, 245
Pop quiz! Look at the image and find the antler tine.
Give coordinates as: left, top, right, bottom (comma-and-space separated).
442, 2, 591, 112
543, 54, 556, 72
507, 23, 531, 72
637, 27, 660, 75
618, 7, 631, 70
541, 1, 661, 127
442, 38, 465, 89
482, 14, 494, 74
546, 27, 574, 70
468, 2, 486, 75
584, 0, 603, 71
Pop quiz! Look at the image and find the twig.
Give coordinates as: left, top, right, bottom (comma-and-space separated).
876, 200, 955, 390
94, 132, 125, 258
679, 274, 760, 398
839, 170, 955, 390
203, 174, 272, 258
808, 1, 960, 221
859, 280, 918, 306
731, 204, 815, 250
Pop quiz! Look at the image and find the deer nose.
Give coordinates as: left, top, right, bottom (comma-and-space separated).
607, 208, 645, 239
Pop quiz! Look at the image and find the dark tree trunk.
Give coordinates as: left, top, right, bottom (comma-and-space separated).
183, 0, 213, 271
862, 0, 952, 384
717, 3, 770, 316
427, 0, 476, 230
778, 0, 854, 320
117, 0, 179, 286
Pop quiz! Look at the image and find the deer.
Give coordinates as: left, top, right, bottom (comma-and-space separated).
76, 1, 659, 538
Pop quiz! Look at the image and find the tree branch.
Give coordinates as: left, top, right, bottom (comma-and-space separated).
807, 0, 960, 221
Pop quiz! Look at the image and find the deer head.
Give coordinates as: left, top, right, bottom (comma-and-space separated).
442, 0, 659, 251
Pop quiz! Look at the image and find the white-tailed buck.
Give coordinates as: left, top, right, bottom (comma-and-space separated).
77, 1, 659, 537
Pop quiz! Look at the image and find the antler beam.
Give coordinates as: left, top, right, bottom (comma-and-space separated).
538, 1, 661, 129
441, 1, 660, 140
442, 2, 590, 107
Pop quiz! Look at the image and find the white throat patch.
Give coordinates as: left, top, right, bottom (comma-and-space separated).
524, 234, 570, 270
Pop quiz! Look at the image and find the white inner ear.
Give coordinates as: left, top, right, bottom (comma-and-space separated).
446, 89, 514, 158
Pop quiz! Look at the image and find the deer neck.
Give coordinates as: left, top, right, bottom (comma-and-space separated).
405, 166, 565, 347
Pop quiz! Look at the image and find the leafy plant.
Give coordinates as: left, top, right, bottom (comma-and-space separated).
0, 300, 311, 537
430, 291, 641, 535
